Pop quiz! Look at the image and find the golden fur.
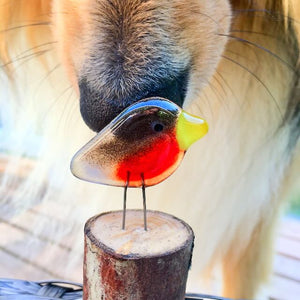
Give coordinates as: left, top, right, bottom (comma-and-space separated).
0, 1, 299, 299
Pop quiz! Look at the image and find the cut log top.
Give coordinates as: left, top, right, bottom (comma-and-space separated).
86, 210, 193, 257
84, 210, 194, 300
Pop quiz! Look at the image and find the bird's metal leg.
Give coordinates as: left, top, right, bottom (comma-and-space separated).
141, 173, 147, 231
122, 171, 130, 230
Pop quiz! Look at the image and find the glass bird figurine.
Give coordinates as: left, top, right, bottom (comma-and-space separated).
71, 98, 208, 188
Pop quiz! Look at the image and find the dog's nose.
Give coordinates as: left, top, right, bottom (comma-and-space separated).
141, 70, 189, 108
79, 69, 189, 132
79, 79, 126, 133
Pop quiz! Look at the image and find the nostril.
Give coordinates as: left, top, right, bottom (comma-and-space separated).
143, 69, 189, 108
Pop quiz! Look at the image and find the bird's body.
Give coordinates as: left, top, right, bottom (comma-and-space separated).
71, 98, 208, 187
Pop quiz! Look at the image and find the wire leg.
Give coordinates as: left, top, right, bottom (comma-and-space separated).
122, 171, 130, 230
141, 173, 147, 231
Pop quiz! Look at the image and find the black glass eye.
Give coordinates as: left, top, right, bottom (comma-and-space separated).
152, 121, 164, 132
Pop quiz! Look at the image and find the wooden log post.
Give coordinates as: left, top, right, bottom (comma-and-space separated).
84, 210, 194, 300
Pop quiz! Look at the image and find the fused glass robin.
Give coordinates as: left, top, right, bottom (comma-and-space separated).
71, 98, 208, 188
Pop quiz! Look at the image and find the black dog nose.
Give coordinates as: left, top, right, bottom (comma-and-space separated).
79, 69, 189, 132
79, 80, 127, 133
142, 70, 189, 108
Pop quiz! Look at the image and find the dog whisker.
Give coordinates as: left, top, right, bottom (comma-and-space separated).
230, 30, 282, 40
224, 48, 258, 65
232, 8, 300, 25
215, 70, 241, 108
218, 33, 296, 72
192, 11, 220, 27
0, 22, 51, 34
208, 80, 224, 106
0, 49, 54, 72
13, 41, 58, 59
33, 63, 62, 95
221, 54, 284, 119
42, 85, 74, 121
56, 89, 78, 132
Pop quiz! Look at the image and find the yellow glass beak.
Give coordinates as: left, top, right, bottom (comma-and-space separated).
176, 111, 208, 150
